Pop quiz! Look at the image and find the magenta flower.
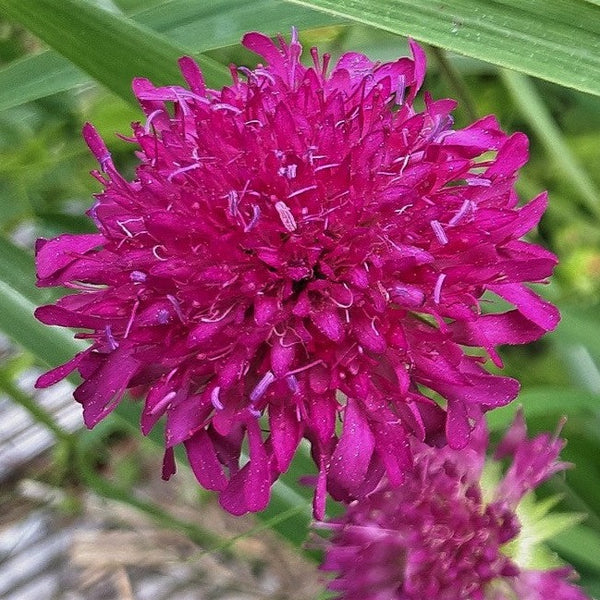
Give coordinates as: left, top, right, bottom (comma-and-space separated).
319, 412, 589, 600
35, 30, 558, 516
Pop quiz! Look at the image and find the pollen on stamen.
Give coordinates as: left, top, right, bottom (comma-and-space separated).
433, 273, 447, 304
250, 371, 275, 403
130, 270, 146, 283
430, 219, 449, 245
167, 294, 186, 323
275, 201, 297, 232
167, 163, 200, 182
449, 199, 475, 226
104, 325, 119, 351
287, 185, 317, 200
227, 190, 239, 216
286, 374, 299, 394
210, 386, 224, 410
149, 390, 177, 415
244, 205, 261, 232
278, 164, 297, 179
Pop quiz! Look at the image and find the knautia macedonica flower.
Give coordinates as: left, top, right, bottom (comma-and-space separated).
319, 412, 589, 600
35, 30, 559, 516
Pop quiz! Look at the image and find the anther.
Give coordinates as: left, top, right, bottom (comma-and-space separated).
430, 220, 448, 245
275, 201, 297, 232
250, 371, 275, 403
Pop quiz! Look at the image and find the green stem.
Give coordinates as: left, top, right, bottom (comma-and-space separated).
0, 368, 72, 442
427, 45, 478, 122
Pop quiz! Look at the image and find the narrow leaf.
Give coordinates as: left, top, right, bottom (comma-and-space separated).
286, 0, 600, 97
0, 0, 228, 105
0, 0, 341, 112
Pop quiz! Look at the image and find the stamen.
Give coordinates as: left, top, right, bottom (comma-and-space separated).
395, 74, 406, 105
465, 177, 491, 187
210, 386, 224, 410
275, 201, 297, 232
149, 390, 177, 415
430, 220, 448, 245
244, 205, 261, 232
227, 190, 239, 216
212, 103, 242, 115
433, 273, 447, 304
167, 163, 200, 182
167, 294, 186, 324
286, 375, 299, 394
314, 163, 340, 173
124, 299, 140, 338
116, 220, 133, 237
104, 325, 119, 351
130, 270, 146, 283
250, 371, 275, 403
278, 164, 297, 179
254, 68, 276, 85
370, 318, 381, 336
286, 359, 324, 377
152, 245, 168, 261
200, 304, 235, 323
449, 200, 475, 226
144, 109, 163, 133
331, 284, 354, 309
287, 185, 317, 200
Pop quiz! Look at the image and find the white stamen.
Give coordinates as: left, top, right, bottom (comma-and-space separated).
278, 164, 297, 179
433, 273, 447, 304
449, 200, 474, 226
152, 245, 168, 261
149, 390, 177, 415
167, 163, 200, 182
314, 163, 340, 173
244, 205, 261, 232
210, 386, 224, 410
275, 201, 297, 232
124, 300, 140, 339
430, 220, 448, 245
200, 304, 235, 323
286, 375, 299, 394
167, 295, 185, 323
287, 185, 317, 200
227, 190, 239, 216
250, 371, 275, 403
212, 103, 242, 114
370, 318, 381, 336
144, 109, 163, 133
116, 220, 134, 238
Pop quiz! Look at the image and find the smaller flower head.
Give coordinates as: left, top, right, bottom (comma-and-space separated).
319, 412, 589, 600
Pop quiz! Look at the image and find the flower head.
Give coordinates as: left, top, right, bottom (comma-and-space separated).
319, 412, 588, 600
35, 30, 558, 515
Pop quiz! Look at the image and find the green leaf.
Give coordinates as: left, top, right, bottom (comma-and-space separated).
0, 0, 341, 112
549, 524, 600, 572
0, 52, 88, 113
285, 0, 600, 97
0, 276, 85, 367
0, 0, 228, 105
486, 387, 600, 431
